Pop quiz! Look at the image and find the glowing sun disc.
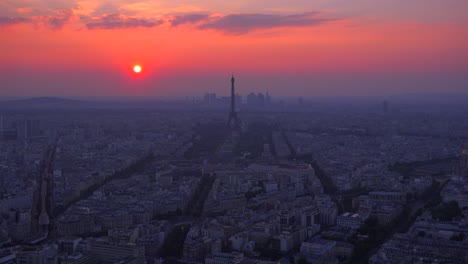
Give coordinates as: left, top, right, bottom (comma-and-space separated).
133, 65, 142, 73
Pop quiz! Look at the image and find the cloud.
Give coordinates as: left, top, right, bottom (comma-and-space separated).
170, 13, 210, 26
47, 10, 73, 30
91, 2, 120, 16
1, 10, 338, 33
85, 14, 163, 30
198, 12, 337, 34
0, 16, 30, 26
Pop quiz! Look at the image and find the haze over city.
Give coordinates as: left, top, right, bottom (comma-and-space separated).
1, 1, 468, 264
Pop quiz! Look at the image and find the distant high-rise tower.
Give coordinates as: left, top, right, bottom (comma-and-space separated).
0, 114, 3, 139
298, 97, 304, 107
227, 74, 240, 129
382, 100, 389, 113
460, 142, 468, 178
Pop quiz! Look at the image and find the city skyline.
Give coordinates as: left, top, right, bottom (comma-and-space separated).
1, 2, 468, 262
1, 0, 468, 97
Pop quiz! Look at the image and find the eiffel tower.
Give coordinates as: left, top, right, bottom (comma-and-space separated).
227, 74, 240, 129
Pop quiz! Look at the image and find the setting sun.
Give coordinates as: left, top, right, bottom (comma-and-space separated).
133, 65, 142, 73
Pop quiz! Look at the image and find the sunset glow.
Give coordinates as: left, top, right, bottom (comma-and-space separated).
0, 0, 467, 97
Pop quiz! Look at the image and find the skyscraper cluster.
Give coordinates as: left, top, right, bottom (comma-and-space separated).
246, 92, 271, 108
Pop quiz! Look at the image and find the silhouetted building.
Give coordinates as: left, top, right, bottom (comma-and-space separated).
0, 114, 3, 139
203, 93, 217, 105
456, 142, 468, 178
246, 93, 257, 107
245, 92, 271, 108
90, 238, 145, 264
382, 100, 389, 113
235, 94, 242, 107
0, 119, 18, 140
31, 144, 57, 235
16, 245, 58, 264
298, 97, 304, 107
257, 93, 265, 107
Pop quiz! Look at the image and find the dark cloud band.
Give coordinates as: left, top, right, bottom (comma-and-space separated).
170, 13, 210, 27
1, 11, 337, 33
48, 10, 73, 30
86, 14, 164, 30
0, 16, 30, 26
197, 12, 336, 34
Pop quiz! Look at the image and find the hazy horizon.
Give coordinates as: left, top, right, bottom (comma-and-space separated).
2, 93, 468, 107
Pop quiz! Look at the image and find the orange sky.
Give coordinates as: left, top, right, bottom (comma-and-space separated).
1, 0, 467, 96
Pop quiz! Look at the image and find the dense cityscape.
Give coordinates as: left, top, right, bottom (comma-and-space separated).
0, 75, 467, 264
2, 0, 468, 262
